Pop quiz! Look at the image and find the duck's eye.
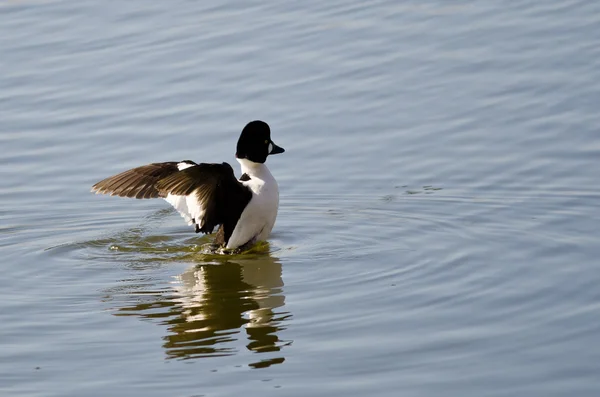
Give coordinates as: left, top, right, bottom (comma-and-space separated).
265, 140, 269, 144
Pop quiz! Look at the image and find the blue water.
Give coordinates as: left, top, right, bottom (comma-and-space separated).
1, 1, 600, 396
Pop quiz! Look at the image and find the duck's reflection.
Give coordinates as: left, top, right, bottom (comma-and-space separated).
111, 251, 291, 367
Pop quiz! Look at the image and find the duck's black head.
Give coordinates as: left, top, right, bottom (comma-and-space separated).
235, 120, 285, 164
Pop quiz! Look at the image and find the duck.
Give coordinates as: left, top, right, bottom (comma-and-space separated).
91, 120, 285, 250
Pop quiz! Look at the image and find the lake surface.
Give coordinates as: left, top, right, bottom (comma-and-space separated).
1, 1, 600, 396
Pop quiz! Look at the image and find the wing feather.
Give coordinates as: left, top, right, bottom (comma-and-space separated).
156, 162, 252, 239
92, 161, 252, 245
91, 162, 190, 198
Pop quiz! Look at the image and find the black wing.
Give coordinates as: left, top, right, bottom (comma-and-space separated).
91, 161, 196, 199
155, 162, 252, 241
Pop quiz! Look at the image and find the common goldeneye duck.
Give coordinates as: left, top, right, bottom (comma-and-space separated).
91, 120, 285, 250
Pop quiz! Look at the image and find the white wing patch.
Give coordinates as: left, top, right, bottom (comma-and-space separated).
177, 161, 195, 171
165, 194, 194, 225
185, 194, 206, 229
164, 192, 207, 230
162, 161, 205, 229
164, 162, 210, 230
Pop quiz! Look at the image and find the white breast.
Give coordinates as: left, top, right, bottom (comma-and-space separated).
226, 159, 280, 249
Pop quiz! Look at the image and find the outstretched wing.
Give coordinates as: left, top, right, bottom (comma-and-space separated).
91, 161, 196, 199
91, 161, 252, 244
155, 162, 252, 240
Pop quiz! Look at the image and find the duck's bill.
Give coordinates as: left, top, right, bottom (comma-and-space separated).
270, 142, 285, 155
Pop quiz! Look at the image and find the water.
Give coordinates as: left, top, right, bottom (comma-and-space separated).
1, 1, 600, 396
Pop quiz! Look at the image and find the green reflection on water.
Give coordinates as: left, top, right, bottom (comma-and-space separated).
105, 238, 291, 367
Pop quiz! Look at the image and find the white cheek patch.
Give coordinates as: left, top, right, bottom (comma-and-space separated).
268, 143, 273, 153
